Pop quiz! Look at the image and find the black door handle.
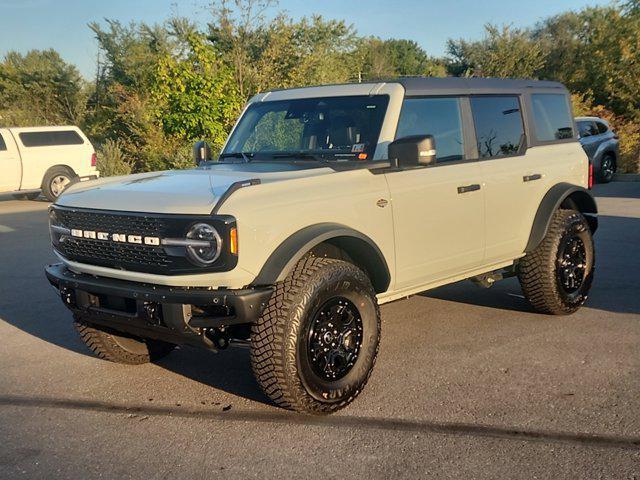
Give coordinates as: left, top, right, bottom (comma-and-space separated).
457, 184, 481, 194
523, 174, 542, 182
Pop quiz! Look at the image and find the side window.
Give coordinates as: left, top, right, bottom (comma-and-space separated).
596, 121, 609, 135
0, 133, 6, 151
531, 94, 574, 141
395, 97, 465, 162
470, 96, 524, 159
578, 121, 598, 138
19, 130, 84, 147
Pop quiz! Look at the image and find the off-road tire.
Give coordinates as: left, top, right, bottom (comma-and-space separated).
42, 167, 75, 202
250, 257, 381, 414
74, 318, 175, 365
518, 209, 595, 315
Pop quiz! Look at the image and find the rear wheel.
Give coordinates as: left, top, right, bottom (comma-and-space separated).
74, 318, 175, 365
42, 167, 75, 202
518, 209, 595, 315
598, 154, 616, 183
250, 257, 381, 414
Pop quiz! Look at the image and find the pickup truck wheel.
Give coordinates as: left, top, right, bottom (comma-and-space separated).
74, 318, 175, 365
518, 209, 594, 315
42, 167, 75, 202
250, 257, 381, 414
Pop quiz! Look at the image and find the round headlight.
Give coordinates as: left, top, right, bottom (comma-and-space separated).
186, 223, 222, 266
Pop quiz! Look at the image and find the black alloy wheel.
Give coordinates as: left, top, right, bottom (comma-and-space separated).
556, 235, 587, 296
306, 297, 364, 381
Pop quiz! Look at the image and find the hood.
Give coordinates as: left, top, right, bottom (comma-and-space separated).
57, 163, 333, 215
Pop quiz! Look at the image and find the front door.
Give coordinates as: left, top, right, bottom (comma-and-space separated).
385, 96, 485, 290
0, 130, 21, 192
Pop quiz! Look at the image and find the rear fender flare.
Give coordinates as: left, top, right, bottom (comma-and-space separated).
525, 183, 598, 253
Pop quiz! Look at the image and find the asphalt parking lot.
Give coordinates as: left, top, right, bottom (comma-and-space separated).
0, 182, 639, 479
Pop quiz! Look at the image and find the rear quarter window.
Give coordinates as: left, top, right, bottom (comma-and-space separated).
19, 130, 84, 147
531, 94, 574, 142
596, 121, 609, 134
0, 133, 6, 151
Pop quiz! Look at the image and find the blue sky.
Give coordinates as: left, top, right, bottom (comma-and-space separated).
0, 0, 605, 78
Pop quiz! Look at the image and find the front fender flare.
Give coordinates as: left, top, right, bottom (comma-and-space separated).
251, 223, 391, 292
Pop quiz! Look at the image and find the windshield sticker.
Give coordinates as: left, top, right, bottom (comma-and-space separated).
351, 143, 365, 153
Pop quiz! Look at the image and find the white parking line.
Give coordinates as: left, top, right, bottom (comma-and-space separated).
0, 225, 15, 233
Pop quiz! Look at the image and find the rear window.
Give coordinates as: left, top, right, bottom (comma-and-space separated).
19, 130, 84, 147
0, 133, 6, 151
531, 94, 574, 142
470, 96, 525, 159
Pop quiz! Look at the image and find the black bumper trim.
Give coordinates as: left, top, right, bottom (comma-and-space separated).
45, 263, 273, 331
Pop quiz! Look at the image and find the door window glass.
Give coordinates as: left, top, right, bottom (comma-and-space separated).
470, 96, 525, 159
396, 97, 465, 162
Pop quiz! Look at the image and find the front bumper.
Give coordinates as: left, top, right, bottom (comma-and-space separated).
45, 263, 272, 349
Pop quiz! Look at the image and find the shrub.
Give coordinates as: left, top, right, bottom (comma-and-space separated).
96, 139, 132, 177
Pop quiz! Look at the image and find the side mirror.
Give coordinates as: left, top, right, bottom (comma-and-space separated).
388, 135, 436, 168
193, 140, 212, 165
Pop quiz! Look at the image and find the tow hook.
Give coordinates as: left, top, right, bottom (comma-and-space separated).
205, 328, 230, 349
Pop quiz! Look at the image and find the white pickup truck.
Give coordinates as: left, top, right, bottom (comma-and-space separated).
0, 126, 100, 201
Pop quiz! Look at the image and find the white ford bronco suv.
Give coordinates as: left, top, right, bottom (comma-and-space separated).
0, 126, 99, 201
46, 78, 597, 414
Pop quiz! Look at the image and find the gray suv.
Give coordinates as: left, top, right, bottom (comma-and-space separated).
576, 116, 619, 183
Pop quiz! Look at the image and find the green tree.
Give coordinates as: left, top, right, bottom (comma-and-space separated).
0, 49, 87, 127
447, 25, 546, 78
153, 33, 242, 150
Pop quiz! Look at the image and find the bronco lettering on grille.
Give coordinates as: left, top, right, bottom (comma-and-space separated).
70, 229, 160, 246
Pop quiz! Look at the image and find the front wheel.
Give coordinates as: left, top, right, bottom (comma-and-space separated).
250, 257, 381, 414
518, 209, 595, 315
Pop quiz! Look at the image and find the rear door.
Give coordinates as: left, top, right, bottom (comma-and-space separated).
482, 92, 581, 263
0, 129, 22, 192
473, 95, 539, 263
385, 96, 485, 290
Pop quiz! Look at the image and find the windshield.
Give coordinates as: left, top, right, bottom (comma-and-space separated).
222, 95, 389, 162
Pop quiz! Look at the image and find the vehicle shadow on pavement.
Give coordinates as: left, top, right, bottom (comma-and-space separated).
1, 394, 639, 451
155, 347, 271, 405
423, 214, 640, 316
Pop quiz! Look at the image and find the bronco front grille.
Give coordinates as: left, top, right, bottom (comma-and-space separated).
54, 208, 174, 273
51, 206, 238, 275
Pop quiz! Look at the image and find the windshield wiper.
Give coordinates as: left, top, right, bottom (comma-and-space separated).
272, 152, 332, 166
219, 152, 253, 163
